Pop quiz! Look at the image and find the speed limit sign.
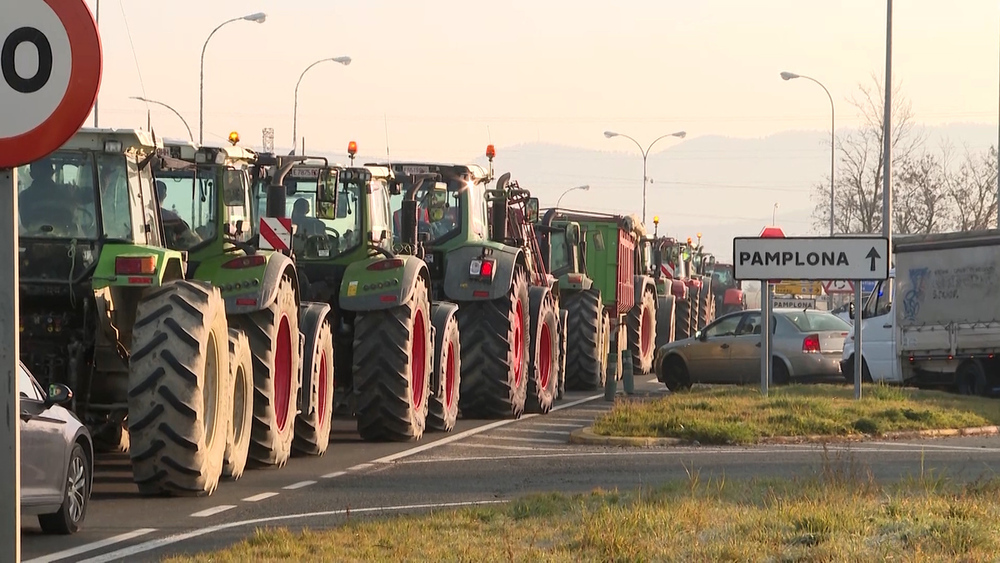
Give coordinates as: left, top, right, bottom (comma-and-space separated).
0, 0, 102, 169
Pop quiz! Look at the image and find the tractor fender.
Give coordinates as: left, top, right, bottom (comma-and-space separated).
297, 301, 333, 416
339, 255, 429, 312
670, 279, 688, 300
430, 301, 460, 398
558, 272, 594, 292
724, 288, 744, 306
91, 245, 187, 290
633, 275, 657, 309
223, 252, 298, 315
528, 285, 554, 324
443, 244, 523, 302
685, 275, 703, 290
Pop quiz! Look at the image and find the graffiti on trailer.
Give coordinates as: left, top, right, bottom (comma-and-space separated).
927, 264, 997, 301
902, 267, 930, 322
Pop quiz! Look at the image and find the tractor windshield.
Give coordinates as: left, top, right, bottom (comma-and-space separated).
389, 178, 464, 245
155, 167, 218, 250
17, 151, 133, 241
712, 266, 736, 289
281, 172, 366, 258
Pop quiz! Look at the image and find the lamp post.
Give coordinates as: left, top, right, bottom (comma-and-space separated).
772, 202, 779, 225
780, 71, 835, 237
199, 12, 267, 144
292, 56, 352, 155
555, 185, 590, 208
604, 130, 686, 224
131, 97, 194, 142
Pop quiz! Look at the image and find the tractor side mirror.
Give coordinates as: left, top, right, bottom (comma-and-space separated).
848, 302, 856, 320
316, 168, 338, 220
566, 223, 581, 246
526, 197, 540, 223
427, 181, 448, 222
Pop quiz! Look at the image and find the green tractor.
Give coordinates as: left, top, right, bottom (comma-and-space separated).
154, 137, 335, 476
18, 128, 239, 496
536, 208, 638, 391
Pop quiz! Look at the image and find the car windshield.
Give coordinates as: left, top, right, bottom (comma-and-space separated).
283, 173, 364, 256
155, 167, 218, 251
389, 178, 463, 244
781, 310, 852, 332
17, 150, 101, 239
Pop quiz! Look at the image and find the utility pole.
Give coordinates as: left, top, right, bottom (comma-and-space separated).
882, 0, 893, 251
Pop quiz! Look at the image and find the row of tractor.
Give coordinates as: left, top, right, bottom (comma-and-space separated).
15, 126, 744, 498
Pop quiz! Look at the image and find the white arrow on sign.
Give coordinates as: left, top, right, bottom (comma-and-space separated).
732, 236, 889, 281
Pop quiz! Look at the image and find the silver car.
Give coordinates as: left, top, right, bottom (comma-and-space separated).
19, 362, 93, 534
654, 308, 851, 391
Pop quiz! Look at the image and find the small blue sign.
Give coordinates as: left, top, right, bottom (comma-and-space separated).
860, 280, 877, 295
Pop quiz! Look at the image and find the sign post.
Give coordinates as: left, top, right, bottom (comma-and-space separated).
0, 0, 103, 558
735, 232, 889, 401
756, 226, 786, 397
853, 284, 864, 400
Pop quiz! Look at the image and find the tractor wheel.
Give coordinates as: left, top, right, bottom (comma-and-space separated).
353, 280, 432, 441
293, 313, 335, 455
627, 289, 657, 374
563, 289, 604, 391
457, 269, 530, 419
223, 329, 253, 480
236, 274, 300, 468
526, 295, 559, 414
655, 295, 676, 347
557, 309, 568, 400
128, 280, 230, 496
674, 293, 693, 340
428, 310, 461, 432
699, 288, 716, 330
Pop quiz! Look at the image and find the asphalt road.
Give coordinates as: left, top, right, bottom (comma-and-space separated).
21, 379, 1000, 562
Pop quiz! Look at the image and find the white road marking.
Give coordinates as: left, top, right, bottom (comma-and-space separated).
548, 418, 598, 423
530, 422, 588, 428
370, 393, 602, 464
322, 470, 348, 479
347, 463, 374, 472
23, 528, 157, 563
478, 435, 566, 444
500, 428, 571, 435
242, 492, 279, 502
647, 377, 659, 384
77, 500, 508, 563
190, 505, 237, 518
867, 441, 1000, 452
283, 480, 317, 490
450, 442, 568, 452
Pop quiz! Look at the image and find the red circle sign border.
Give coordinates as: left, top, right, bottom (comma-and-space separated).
0, 0, 102, 169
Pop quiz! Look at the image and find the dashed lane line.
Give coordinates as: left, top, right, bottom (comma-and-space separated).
478, 435, 566, 444
242, 492, 279, 502
22, 528, 157, 563
530, 422, 589, 428
190, 505, 237, 518
322, 470, 348, 479
449, 442, 570, 451
283, 480, 317, 490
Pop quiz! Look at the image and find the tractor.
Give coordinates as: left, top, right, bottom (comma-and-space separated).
709, 262, 746, 316
153, 135, 335, 477
536, 208, 637, 391
687, 234, 717, 331
18, 128, 239, 496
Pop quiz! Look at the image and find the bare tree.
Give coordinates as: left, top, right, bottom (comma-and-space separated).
947, 145, 997, 231
811, 73, 923, 234
894, 150, 949, 234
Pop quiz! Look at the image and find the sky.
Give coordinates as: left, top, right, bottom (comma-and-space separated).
74, 0, 1000, 256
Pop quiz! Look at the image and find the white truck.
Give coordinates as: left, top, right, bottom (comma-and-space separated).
841, 231, 1000, 396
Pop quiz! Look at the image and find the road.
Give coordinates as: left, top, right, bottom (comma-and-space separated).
21, 379, 1000, 562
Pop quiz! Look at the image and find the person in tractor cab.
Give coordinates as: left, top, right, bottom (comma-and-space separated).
157, 180, 201, 249
291, 198, 326, 237
18, 159, 81, 233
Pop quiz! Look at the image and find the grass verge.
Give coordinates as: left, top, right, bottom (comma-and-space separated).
591, 383, 1000, 444
165, 466, 1000, 562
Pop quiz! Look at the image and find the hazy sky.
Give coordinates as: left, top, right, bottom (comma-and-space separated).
83, 0, 999, 160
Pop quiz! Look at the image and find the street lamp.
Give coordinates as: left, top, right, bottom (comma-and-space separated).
555, 185, 590, 208
292, 56, 352, 155
772, 202, 779, 225
604, 130, 686, 224
199, 12, 267, 144
130, 96, 194, 142
780, 71, 835, 237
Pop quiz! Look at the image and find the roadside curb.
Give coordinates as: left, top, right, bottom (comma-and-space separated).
569, 425, 1000, 447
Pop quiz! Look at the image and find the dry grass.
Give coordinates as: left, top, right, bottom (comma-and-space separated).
591, 383, 1000, 444
165, 462, 1000, 562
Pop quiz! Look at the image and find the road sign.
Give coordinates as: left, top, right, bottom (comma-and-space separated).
822, 280, 855, 294
774, 297, 816, 309
0, 0, 103, 168
758, 225, 785, 284
861, 280, 878, 295
260, 217, 292, 251
733, 236, 889, 281
774, 280, 823, 296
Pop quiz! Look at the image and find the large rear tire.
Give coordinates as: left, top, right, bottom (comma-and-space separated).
428, 309, 461, 432
563, 289, 604, 391
128, 280, 230, 496
293, 312, 335, 455
675, 292, 693, 340
526, 294, 559, 414
457, 269, 530, 419
223, 328, 253, 480
353, 280, 432, 441
699, 284, 715, 331
655, 295, 676, 347
235, 274, 300, 468
627, 288, 657, 374
556, 309, 568, 400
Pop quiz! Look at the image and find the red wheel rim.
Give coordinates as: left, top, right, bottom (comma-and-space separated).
641, 304, 653, 356
318, 350, 329, 428
275, 316, 292, 432
412, 309, 427, 410
539, 321, 552, 389
513, 300, 524, 386
444, 341, 456, 408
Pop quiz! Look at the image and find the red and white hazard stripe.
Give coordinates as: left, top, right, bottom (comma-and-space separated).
260, 217, 292, 252
660, 262, 674, 278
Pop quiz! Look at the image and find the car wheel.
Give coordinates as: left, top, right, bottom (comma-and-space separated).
39, 443, 90, 534
664, 356, 691, 392
772, 359, 790, 386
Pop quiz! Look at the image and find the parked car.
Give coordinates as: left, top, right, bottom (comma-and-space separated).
19, 362, 93, 534
654, 308, 851, 391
